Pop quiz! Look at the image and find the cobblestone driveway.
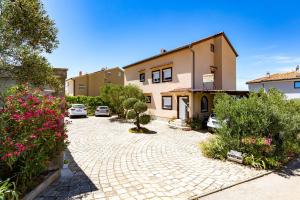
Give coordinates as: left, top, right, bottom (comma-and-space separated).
38, 117, 264, 200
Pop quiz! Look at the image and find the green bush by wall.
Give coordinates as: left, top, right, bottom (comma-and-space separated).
200, 88, 300, 169
65, 96, 104, 115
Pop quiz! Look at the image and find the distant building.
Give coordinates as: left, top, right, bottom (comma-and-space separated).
0, 68, 68, 97
246, 66, 300, 99
65, 67, 124, 96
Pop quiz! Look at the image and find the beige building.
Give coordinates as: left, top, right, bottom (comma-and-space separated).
66, 67, 124, 96
124, 32, 244, 121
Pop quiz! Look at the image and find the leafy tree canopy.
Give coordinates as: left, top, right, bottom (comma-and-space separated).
0, 0, 59, 88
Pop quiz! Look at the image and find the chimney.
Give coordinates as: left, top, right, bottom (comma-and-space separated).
266, 72, 271, 77
79, 71, 83, 76
296, 65, 299, 72
160, 48, 167, 54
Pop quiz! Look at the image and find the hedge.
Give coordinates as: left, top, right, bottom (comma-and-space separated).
65, 96, 104, 115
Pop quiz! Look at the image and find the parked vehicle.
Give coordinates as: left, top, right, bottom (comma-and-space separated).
68, 104, 87, 118
207, 113, 221, 132
95, 106, 111, 117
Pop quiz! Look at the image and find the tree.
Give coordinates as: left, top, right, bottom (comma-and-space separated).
123, 98, 151, 130
100, 84, 146, 118
100, 84, 125, 117
0, 0, 60, 88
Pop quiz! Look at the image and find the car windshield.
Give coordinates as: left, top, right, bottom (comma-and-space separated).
72, 104, 85, 109
210, 113, 216, 119
99, 106, 108, 109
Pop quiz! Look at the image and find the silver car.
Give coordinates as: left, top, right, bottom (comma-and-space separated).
95, 106, 111, 117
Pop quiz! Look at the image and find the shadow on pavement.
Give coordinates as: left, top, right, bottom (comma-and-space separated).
109, 116, 132, 124
37, 149, 98, 200
276, 157, 300, 178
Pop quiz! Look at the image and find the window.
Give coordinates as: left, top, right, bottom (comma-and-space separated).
162, 68, 172, 82
140, 73, 145, 82
201, 96, 208, 112
210, 44, 215, 53
118, 72, 122, 77
145, 96, 151, 103
152, 70, 160, 83
162, 96, 172, 110
79, 84, 86, 91
294, 81, 300, 88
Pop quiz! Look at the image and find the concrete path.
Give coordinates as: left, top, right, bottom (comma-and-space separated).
37, 116, 265, 200
201, 157, 300, 200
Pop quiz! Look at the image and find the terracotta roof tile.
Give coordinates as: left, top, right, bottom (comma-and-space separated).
246, 71, 300, 84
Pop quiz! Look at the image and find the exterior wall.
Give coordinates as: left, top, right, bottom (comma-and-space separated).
213, 37, 223, 89
124, 49, 193, 119
53, 68, 68, 97
221, 37, 236, 90
88, 72, 105, 96
193, 39, 215, 89
66, 79, 74, 96
248, 80, 300, 99
193, 93, 214, 118
70, 68, 124, 97
0, 78, 16, 94
74, 75, 89, 96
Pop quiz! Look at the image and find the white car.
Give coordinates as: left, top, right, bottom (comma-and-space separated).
95, 106, 111, 117
207, 113, 221, 132
68, 104, 87, 118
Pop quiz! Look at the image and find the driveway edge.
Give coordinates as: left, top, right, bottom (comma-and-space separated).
189, 170, 273, 200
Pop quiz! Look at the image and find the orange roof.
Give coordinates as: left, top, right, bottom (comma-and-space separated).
246, 71, 300, 84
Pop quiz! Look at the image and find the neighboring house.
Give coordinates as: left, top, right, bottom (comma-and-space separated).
124, 32, 246, 121
66, 67, 124, 96
247, 66, 300, 99
0, 68, 68, 97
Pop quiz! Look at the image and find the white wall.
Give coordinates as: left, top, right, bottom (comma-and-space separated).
248, 80, 300, 99
65, 80, 74, 96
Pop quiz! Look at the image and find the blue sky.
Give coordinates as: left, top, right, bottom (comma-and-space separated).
42, 0, 300, 90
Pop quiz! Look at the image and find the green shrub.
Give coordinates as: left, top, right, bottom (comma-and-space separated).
0, 179, 18, 200
139, 114, 151, 125
188, 116, 204, 130
123, 98, 151, 130
200, 135, 236, 160
201, 89, 300, 169
100, 84, 146, 118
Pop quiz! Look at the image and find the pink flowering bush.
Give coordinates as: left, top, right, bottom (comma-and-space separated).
0, 85, 68, 194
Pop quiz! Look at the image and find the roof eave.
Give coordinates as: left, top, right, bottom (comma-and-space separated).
123, 32, 238, 69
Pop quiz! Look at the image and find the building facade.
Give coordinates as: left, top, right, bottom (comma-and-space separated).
124, 32, 240, 121
247, 68, 300, 99
0, 68, 68, 97
66, 67, 124, 96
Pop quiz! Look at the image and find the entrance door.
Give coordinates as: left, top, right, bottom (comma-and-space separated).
178, 96, 189, 120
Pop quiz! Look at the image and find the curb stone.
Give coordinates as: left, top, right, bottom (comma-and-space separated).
22, 170, 61, 200
189, 170, 273, 200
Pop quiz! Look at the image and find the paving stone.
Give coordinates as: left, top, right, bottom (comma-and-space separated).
38, 117, 265, 199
